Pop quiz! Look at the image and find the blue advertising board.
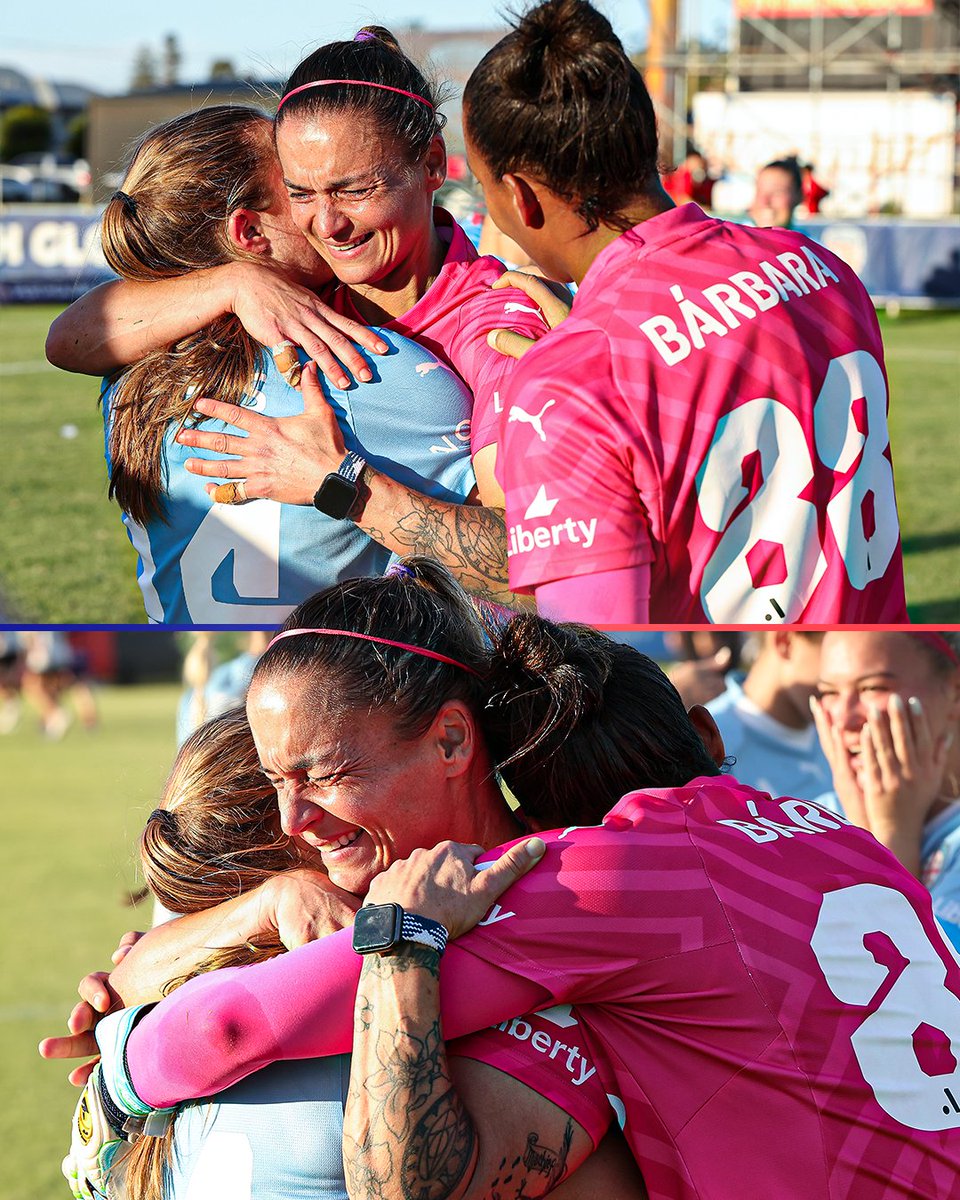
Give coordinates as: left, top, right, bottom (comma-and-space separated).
800, 218, 960, 307
1, 207, 958, 306
0, 208, 115, 303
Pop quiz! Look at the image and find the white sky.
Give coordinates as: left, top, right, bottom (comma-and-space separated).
2, 0, 732, 95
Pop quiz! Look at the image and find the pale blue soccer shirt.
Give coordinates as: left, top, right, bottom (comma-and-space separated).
164, 1057, 350, 1200
103, 331, 476, 624
707, 673, 833, 801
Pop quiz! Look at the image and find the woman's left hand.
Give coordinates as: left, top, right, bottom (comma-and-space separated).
859, 694, 950, 875
363, 837, 546, 940
175, 361, 345, 505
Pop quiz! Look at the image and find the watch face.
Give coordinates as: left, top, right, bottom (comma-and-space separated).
313, 472, 358, 520
353, 904, 403, 954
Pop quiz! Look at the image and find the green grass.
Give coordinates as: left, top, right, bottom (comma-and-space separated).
0, 304, 958, 622
0, 683, 180, 1200
0, 304, 144, 623
879, 311, 960, 621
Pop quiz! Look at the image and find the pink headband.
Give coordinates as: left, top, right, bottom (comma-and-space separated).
277, 79, 434, 114
911, 633, 960, 667
266, 628, 481, 676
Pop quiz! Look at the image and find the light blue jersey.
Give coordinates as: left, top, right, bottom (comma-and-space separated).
816, 792, 960, 952
103, 331, 476, 624
707, 673, 833, 801
921, 802, 960, 951
164, 1057, 350, 1200
174, 650, 260, 747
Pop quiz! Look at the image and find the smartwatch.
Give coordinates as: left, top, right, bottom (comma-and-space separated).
313, 451, 366, 520
352, 903, 449, 958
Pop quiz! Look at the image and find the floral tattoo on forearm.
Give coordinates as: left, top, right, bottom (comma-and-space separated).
345, 949, 577, 1200
355, 488, 513, 603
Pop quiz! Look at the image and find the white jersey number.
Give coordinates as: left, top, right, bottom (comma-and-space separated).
181, 501, 293, 624
811, 883, 960, 1131
182, 1131, 254, 1200
697, 350, 897, 621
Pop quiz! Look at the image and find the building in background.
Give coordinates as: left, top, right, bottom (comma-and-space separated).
0, 65, 94, 155
646, 0, 959, 217
87, 77, 283, 202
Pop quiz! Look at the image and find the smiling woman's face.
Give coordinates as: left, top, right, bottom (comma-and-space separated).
246, 672, 457, 897
275, 108, 444, 293
818, 633, 958, 786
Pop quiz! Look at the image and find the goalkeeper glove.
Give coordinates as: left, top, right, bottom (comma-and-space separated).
61, 1064, 131, 1200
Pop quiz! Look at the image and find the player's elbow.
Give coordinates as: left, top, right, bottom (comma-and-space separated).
45, 311, 100, 374
44, 313, 78, 371
138, 1001, 256, 1107
45, 286, 120, 375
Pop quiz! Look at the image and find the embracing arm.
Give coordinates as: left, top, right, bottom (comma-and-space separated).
342, 839, 645, 1200
352, 457, 513, 605
178, 364, 523, 604
37, 869, 359, 1085
82, 842, 547, 1111
46, 268, 240, 375
344, 949, 594, 1200
45, 261, 388, 387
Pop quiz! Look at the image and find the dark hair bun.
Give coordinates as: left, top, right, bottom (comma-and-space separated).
515, 0, 622, 99
485, 615, 611, 762
463, 0, 659, 232
355, 25, 403, 55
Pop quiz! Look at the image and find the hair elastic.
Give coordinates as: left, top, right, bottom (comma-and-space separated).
277, 79, 434, 113
385, 562, 415, 580
911, 633, 960, 667
146, 808, 176, 829
266, 628, 481, 675
354, 31, 378, 41
112, 190, 137, 214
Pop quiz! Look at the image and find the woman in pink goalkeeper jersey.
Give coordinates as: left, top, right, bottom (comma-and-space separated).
460, 0, 908, 623
47, 27, 550, 604
44, 563, 958, 1200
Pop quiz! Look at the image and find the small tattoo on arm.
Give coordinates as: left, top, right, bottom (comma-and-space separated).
486, 1121, 576, 1199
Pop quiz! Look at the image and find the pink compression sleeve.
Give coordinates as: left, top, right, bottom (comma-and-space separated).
534, 563, 651, 624
126, 926, 549, 1108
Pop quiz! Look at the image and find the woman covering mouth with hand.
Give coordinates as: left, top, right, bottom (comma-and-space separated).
811, 630, 960, 948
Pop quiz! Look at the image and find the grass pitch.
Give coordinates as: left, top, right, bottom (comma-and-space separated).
0, 303, 958, 623
0, 682, 181, 1200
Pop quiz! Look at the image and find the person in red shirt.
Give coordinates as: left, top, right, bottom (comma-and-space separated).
663, 149, 715, 209
802, 161, 831, 215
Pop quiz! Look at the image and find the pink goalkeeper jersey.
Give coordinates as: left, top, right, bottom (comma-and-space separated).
124, 778, 959, 1199
501, 204, 908, 623
328, 209, 549, 457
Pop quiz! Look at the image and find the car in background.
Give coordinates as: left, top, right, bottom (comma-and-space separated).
0, 164, 80, 202
1, 164, 33, 202
8, 152, 90, 196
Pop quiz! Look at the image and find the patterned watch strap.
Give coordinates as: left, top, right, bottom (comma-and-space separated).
337, 451, 366, 484
401, 912, 449, 957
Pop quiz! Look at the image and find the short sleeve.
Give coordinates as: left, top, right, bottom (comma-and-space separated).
500, 327, 655, 592
450, 284, 552, 456
449, 1007, 613, 1148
